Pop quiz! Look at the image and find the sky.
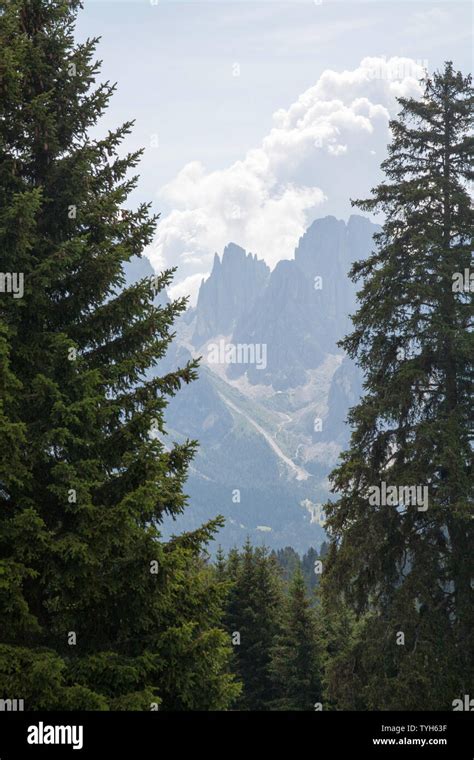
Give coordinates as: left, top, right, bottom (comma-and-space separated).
76, 1, 473, 302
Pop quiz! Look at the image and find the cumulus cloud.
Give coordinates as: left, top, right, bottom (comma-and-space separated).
147, 57, 425, 303
167, 272, 209, 306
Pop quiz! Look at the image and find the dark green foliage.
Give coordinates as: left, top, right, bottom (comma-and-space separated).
272, 546, 300, 584
269, 567, 322, 710
0, 0, 239, 710
323, 63, 473, 709
219, 541, 284, 710
217, 543, 326, 711
273, 544, 328, 597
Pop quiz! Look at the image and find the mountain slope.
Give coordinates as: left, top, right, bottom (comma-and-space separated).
143, 215, 380, 551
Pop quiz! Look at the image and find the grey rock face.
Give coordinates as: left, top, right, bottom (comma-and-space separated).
193, 243, 269, 345
143, 216, 379, 552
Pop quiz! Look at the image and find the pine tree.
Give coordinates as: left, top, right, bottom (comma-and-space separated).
225, 547, 241, 581
318, 559, 369, 710
272, 546, 300, 585
0, 0, 239, 710
323, 63, 473, 709
225, 542, 283, 710
269, 567, 321, 710
215, 545, 227, 580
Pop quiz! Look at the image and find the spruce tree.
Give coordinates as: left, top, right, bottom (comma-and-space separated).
0, 0, 239, 710
269, 568, 321, 711
225, 542, 283, 710
215, 545, 227, 580
323, 63, 473, 709
271, 546, 300, 585
318, 569, 369, 710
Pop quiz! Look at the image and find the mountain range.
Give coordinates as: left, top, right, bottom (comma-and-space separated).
126, 215, 379, 552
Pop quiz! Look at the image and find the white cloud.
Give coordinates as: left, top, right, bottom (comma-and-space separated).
147, 57, 425, 302
168, 272, 208, 306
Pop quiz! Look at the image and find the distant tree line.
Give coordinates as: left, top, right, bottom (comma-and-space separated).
214, 542, 324, 710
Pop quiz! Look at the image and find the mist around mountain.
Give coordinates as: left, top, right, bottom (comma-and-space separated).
129, 215, 379, 553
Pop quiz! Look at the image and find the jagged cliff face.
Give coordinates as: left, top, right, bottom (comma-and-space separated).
128, 215, 379, 552
193, 243, 270, 345
191, 215, 377, 391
